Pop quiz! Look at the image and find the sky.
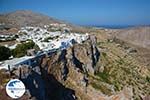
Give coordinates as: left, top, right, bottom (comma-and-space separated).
0, 0, 150, 26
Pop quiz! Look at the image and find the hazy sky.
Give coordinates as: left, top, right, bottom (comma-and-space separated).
0, 0, 150, 26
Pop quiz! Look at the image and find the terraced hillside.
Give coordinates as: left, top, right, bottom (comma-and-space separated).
89, 30, 150, 99
110, 26, 150, 67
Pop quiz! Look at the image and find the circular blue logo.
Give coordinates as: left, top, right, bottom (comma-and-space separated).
6, 79, 25, 99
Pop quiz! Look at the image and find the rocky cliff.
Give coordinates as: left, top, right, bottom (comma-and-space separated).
39, 36, 100, 100
7, 36, 100, 100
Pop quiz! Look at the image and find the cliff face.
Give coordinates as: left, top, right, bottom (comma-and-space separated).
39, 36, 100, 100
43, 36, 99, 76
8, 36, 100, 100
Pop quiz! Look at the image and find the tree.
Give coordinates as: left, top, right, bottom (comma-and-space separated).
0, 46, 11, 61
12, 41, 39, 57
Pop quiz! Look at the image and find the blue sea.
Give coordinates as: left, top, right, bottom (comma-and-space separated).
90, 25, 150, 29
92, 25, 135, 29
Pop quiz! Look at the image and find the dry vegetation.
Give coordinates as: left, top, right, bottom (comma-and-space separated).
88, 29, 150, 99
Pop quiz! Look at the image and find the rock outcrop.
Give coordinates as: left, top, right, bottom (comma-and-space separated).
8, 36, 100, 100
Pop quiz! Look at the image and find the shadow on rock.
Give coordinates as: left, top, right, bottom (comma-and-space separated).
40, 65, 77, 100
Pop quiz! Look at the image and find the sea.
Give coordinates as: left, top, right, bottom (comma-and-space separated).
91, 25, 135, 29
86, 25, 150, 29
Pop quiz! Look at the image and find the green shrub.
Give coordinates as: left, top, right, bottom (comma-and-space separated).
101, 52, 107, 58
0, 70, 10, 85
96, 71, 111, 83
0, 46, 11, 61
43, 36, 54, 42
12, 41, 38, 57
146, 76, 150, 83
91, 82, 112, 95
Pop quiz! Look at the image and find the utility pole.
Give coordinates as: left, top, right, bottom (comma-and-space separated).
8, 65, 11, 77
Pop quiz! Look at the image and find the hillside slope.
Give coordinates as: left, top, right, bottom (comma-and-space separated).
115, 26, 150, 49
0, 10, 63, 27
110, 26, 150, 66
